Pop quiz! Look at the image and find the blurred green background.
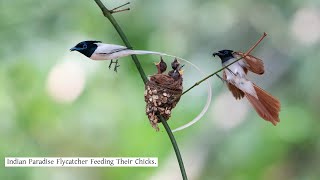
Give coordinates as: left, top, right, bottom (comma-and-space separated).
1, 0, 320, 179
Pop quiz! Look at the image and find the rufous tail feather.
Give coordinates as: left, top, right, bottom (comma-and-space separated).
245, 84, 280, 125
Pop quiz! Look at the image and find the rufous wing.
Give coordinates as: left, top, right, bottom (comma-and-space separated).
234, 51, 264, 75
223, 71, 245, 99
245, 84, 280, 125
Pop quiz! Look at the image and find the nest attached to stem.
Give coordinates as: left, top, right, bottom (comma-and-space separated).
144, 74, 183, 131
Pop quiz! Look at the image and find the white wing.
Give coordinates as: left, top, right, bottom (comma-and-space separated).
229, 75, 258, 99
94, 43, 128, 54
90, 43, 165, 60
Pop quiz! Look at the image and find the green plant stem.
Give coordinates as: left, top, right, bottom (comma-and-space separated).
181, 32, 267, 96
94, 0, 148, 83
93, 1, 187, 179
159, 116, 187, 179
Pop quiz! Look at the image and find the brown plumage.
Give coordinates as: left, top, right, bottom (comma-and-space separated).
222, 53, 280, 125
245, 84, 281, 125
234, 51, 265, 75
223, 74, 280, 124
223, 71, 245, 99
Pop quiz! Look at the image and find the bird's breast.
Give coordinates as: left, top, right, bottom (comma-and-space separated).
222, 59, 246, 79
90, 53, 111, 60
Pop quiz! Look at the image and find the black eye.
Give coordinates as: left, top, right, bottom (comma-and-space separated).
83, 44, 87, 49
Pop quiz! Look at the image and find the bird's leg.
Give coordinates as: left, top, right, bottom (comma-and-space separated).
108, 59, 120, 72
226, 67, 236, 76
216, 74, 227, 83
110, 2, 130, 14
113, 59, 120, 72
108, 60, 114, 69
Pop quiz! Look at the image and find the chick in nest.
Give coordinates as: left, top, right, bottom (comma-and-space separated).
144, 57, 184, 131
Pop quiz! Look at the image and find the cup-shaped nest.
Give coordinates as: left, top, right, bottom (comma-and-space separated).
144, 73, 183, 131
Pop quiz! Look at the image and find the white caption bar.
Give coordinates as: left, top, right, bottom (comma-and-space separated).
5, 157, 158, 167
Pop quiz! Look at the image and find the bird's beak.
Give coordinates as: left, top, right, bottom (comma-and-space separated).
70, 47, 77, 51
179, 69, 184, 75
178, 64, 185, 75
212, 52, 222, 57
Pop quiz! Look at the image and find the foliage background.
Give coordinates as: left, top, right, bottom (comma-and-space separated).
1, 0, 320, 179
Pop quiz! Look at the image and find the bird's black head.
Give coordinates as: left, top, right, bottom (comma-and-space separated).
212, 49, 234, 63
171, 58, 180, 70
155, 57, 167, 74
70, 40, 101, 58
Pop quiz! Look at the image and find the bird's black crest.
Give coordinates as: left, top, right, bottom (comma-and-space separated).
212, 49, 234, 63
70, 40, 102, 58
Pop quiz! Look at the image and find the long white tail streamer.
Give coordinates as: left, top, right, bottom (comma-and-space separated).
162, 54, 212, 133
121, 49, 212, 133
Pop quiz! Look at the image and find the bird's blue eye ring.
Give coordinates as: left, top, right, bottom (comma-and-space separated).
83, 44, 87, 49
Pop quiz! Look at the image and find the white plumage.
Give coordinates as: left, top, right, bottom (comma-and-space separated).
90, 43, 163, 60
70, 41, 213, 131
222, 58, 258, 99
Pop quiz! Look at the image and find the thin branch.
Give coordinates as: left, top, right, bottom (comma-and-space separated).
94, 0, 148, 83
244, 32, 267, 56
111, 8, 130, 14
93, 1, 188, 179
111, 2, 130, 11
181, 32, 267, 96
159, 116, 187, 180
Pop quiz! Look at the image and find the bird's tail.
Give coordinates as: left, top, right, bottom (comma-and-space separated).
245, 84, 281, 125
110, 49, 213, 133
128, 50, 165, 56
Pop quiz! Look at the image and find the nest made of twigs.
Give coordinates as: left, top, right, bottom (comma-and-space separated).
144, 73, 183, 131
